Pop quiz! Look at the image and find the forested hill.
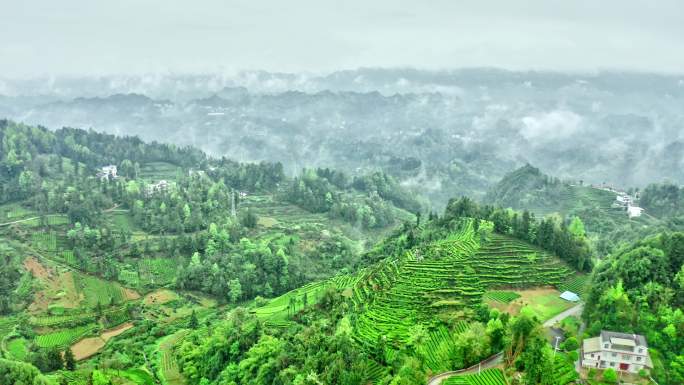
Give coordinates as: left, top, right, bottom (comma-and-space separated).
584, 232, 684, 384
0, 120, 424, 384
484, 164, 683, 254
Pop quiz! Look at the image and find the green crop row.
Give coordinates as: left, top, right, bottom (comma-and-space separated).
35, 324, 97, 348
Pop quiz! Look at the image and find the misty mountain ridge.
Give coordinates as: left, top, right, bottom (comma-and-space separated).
1, 68, 683, 208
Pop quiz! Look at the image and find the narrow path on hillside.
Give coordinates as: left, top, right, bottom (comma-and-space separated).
543, 302, 583, 327
426, 352, 503, 385
0, 216, 40, 227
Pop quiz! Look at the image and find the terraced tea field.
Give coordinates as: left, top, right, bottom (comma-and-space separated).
553, 353, 579, 385
350, 221, 573, 349
156, 329, 189, 385
35, 324, 97, 348
472, 233, 572, 288
557, 275, 590, 298
138, 258, 177, 286
483, 291, 520, 303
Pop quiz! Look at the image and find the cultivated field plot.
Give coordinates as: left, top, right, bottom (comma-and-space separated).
553, 352, 579, 385
71, 322, 134, 361
557, 275, 589, 298
138, 258, 177, 286
443, 368, 507, 385
253, 280, 332, 327
497, 288, 575, 321
139, 161, 180, 181
31, 312, 96, 328
74, 274, 126, 308
0, 203, 35, 221
472, 233, 572, 288
156, 329, 189, 385
35, 324, 97, 348
30, 231, 58, 251
483, 291, 521, 304
17, 215, 69, 228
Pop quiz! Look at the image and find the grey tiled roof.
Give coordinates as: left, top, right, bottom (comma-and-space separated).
600, 330, 648, 348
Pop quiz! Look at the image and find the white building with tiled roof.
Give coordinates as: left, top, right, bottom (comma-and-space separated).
582, 330, 651, 374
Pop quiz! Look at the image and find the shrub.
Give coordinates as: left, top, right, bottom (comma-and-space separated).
602, 368, 617, 383
587, 368, 597, 380
563, 336, 578, 351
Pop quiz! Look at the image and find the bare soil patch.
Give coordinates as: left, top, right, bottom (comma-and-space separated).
144, 289, 178, 306
24, 256, 51, 280
123, 287, 141, 300
71, 322, 134, 361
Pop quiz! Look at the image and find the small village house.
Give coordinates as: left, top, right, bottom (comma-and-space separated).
146, 180, 170, 196
582, 331, 651, 374
97, 165, 118, 181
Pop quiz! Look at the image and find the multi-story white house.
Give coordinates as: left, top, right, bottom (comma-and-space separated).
582, 331, 651, 374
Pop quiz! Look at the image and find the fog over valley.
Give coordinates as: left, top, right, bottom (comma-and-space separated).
2, 69, 683, 207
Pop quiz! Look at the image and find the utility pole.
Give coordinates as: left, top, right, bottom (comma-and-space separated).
553, 336, 561, 358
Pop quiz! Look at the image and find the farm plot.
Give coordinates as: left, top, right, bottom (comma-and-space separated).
35, 324, 97, 348
156, 330, 189, 385
557, 275, 589, 298
553, 353, 579, 385
443, 368, 507, 385
74, 274, 126, 308
351, 220, 482, 348
31, 312, 96, 328
483, 291, 520, 304
139, 162, 180, 181
138, 258, 177, 286
31, 231, 58, 251
0, 203, 34, 221
71, 322, 134, 361
253, 280, 332, 327
472, 233, 572, 288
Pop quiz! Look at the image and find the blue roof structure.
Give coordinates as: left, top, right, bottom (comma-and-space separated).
560, 291, 580, 302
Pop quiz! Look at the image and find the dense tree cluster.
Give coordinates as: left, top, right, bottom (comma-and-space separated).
640, 183, 684, 218
0, 358, 56, 385
585, 232, 684, 384
175, 223, 358, 301
285, 169, 409, 229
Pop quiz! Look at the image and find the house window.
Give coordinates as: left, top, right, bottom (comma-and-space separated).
604, 344, 609, 349
636, 356, 642, 362
638, 348, 643, 353
610, 362, 616, 367
611, 352, 617, 357
591, 354, 595, 358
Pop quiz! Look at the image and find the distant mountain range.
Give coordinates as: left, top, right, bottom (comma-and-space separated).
2, 68, 683, 208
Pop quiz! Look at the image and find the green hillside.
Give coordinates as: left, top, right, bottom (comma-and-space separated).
246, 215, 576, 376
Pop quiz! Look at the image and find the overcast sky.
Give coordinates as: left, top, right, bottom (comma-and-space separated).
2, 0, 684, 78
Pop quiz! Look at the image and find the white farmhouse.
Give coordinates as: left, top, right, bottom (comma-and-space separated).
582, 331, 651, 374
627, 206, 644, 218
146, 180, 170, 195
97, 165, 118, 181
